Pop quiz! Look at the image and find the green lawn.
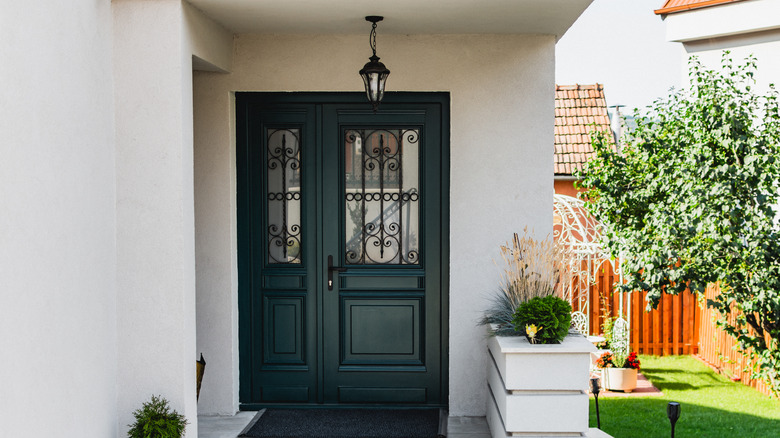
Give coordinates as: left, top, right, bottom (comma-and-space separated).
590, 355, 780, 437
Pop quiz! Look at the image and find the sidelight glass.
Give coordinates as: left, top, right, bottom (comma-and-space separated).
344, 128, 420, 265
267, 128, 302, 264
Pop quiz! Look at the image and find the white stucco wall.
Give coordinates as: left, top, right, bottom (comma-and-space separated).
184, 1, 234, 72
112, 1, 233, 435
114, 0, 194, 435
111, 0, 232, 436
193, 33, 555, 416
0, 0, 560, 433
0, 2, 117, 437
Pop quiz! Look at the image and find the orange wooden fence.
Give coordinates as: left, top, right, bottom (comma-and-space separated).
697, 283, 773, 396
580, 262, 774, 397
574, 261, 700, 355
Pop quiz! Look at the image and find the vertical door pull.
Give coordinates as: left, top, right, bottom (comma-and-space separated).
327, 255, 347, 290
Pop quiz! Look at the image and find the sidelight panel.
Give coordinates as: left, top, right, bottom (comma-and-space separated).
267, 128, 302, 264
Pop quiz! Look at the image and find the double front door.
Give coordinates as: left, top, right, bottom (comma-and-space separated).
237, 93, 448, 408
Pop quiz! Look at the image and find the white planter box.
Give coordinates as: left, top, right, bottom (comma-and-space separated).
486, 331, 602, 437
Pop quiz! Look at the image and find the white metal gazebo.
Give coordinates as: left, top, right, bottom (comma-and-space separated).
554, 193, 629, 352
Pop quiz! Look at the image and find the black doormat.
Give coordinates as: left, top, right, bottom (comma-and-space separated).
239, 408, 445, 438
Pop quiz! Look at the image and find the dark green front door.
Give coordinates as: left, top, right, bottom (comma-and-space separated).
237, 93, 449, 409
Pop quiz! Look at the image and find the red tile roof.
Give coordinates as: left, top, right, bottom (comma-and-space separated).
655, 0, 746, 15
554, 84, 613, 176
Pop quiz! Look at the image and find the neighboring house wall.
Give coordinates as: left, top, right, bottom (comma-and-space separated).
193, 33, 555, 417
0, 2, 118, 438
554, 179, 582, 198
660, 0, 780, 92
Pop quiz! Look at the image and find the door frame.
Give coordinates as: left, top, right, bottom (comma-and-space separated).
236, 92, 450, 409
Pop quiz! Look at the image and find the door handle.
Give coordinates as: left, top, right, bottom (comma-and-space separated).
327, 255, 347, 290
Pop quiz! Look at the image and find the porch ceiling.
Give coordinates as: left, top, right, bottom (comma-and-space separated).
188, 0, 592, 39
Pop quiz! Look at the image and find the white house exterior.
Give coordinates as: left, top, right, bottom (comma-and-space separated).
656, 0, 780, 91
0, 1, 592, 437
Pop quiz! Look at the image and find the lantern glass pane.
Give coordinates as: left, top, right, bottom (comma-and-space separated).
369, 73, 381, 101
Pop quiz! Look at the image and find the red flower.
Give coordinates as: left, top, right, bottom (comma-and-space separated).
625, 352, 641, 370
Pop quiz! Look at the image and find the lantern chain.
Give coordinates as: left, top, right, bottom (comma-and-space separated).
369, 21, 378, 58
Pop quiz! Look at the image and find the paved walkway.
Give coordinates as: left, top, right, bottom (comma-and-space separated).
590, 372, 663, 398
198, 413, 491, 438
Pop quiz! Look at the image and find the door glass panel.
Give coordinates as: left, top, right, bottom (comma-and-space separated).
344, 129, 420, 265
267, 128, 302, 264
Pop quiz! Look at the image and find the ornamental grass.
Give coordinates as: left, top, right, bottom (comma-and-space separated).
481, 228, 573, 336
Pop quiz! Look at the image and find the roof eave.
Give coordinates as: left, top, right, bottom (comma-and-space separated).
654, 0, 745, 16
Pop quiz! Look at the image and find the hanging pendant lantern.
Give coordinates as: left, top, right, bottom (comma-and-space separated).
359, 16, 390, 112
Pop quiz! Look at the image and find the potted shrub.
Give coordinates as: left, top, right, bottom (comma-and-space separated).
486, 294, 594, 436
480, 231, 595, 436
128, 395, 188, 438
596, 350, 641, 392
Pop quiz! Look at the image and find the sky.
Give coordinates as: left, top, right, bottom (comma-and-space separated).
556, 0, 683, 113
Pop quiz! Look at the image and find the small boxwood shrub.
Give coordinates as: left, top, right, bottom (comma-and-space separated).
512, 295, 572, 344
128, 395, 188, 438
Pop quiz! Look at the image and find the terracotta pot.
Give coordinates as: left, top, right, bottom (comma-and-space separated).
603, 367, 638, 392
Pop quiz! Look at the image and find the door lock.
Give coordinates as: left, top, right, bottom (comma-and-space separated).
327, 255, 347, 290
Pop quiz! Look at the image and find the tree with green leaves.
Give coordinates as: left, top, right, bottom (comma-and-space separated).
578, 53, 780, 395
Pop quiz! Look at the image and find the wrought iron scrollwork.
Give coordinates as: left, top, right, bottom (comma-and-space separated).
267, 128, 302, 264
571, 311, 588, 336
345, 128, 420, 265
611, 316, 629, 355
554, 194, 628, 340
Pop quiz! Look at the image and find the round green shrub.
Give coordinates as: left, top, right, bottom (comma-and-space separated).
127, 395, 187, 438
512, 295, 572, 344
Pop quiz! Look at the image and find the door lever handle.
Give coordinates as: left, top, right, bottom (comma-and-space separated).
327, 255, 347, 290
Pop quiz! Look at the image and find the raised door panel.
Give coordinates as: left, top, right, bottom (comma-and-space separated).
263, 295, 306, 365
341, 297, 423, 366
